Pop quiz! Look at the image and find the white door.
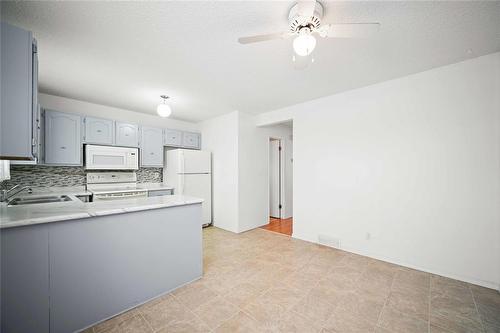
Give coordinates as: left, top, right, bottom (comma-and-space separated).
45, 111, 81, 165
115, 122, 139, 147
141, 127, 163, 167
85, 117, 114, 145
179, 150, 211, 174
180, 173, 212, 225
269, 139, 281, 218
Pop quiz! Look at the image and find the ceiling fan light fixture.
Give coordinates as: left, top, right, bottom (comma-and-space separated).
293, 28, 316, 56
157, 95, 172, 117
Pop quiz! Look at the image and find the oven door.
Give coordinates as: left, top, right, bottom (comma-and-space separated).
85, 145, 138, 170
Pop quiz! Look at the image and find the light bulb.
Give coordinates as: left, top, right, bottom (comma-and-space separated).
157, 103, 172, 117
293, 29, 316, 56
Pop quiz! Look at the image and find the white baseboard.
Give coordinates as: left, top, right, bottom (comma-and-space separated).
292, 231, 500, 291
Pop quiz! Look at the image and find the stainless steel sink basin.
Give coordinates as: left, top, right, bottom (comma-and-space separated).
7, 195, 73, 206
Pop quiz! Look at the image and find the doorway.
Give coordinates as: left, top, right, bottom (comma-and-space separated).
269, 138, 282, 219
261, 130, 293, 236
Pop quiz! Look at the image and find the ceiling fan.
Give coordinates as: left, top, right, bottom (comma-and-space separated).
238, 1, 380, 59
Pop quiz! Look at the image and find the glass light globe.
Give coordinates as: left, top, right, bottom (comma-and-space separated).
293, 30, 316, 56
157, 103, 172, 117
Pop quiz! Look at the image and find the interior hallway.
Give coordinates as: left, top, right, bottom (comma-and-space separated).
260, 217, 293, 236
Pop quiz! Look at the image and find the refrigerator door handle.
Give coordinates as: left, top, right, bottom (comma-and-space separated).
180, 151, 185, 174
179, 174, 185, 195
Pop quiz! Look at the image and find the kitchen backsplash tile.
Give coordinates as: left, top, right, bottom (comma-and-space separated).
0, 165, 163, 189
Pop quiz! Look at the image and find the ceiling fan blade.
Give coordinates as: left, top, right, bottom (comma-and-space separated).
297, 1, 316, 18
319, 23, 380, 38
238, 32, 291, 44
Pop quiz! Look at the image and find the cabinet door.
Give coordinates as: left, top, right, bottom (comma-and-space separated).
164, 129, 182, 147
115, 122, 139, 147
182, 132, 201, 149
141, 127, 163, 166
84, 117, 113, 145
45, 111, 81, 165
1, 224, 50, 333
0, 22, 37, 160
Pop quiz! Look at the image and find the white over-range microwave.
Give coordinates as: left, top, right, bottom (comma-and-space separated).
85, 145, 139, 170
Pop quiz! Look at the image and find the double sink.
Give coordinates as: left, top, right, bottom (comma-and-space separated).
7, 195, 74, 206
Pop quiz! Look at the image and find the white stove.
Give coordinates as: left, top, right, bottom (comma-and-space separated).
86, 172, 147, 200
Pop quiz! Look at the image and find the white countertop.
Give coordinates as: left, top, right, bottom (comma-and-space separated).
0, 195, 202, 229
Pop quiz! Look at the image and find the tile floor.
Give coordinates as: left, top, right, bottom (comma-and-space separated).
260, 217, 293, 236
85, 227, 500, 333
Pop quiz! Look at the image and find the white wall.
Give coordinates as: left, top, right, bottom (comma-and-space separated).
238, 112, 293, 232
201, 111, 293, 233
201, 111, 240, 233
257, 52, 500, 289
39, 93, 199, 131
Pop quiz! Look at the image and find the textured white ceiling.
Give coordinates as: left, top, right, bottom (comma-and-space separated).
2, 1, 499, 122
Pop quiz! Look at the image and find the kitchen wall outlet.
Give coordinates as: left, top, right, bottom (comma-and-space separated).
318, 234, 341, 249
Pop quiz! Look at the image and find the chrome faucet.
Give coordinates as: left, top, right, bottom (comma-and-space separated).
0, 184, 32, 202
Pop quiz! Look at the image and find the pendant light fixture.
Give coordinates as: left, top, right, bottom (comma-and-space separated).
157, 95, 172, 117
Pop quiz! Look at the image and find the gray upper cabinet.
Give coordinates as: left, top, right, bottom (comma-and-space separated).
0, 22, 38, 160
182, 132, 201, 149
115, 122, 139, 147
84, 117, 114, 145
141, 127, 163, 167
45, 110, 81, 165
164, 129, 182, 147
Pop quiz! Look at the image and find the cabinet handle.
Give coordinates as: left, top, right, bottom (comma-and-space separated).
60, 146, 66, 149
97, 130, 102, 133
150, 152, 154, 155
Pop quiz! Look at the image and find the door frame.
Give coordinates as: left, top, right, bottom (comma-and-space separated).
268, 137, 286, 219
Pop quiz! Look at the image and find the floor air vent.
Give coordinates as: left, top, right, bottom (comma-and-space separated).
318, 234, 341, 249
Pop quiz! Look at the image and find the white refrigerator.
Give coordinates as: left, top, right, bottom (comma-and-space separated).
165, 149, 212, 226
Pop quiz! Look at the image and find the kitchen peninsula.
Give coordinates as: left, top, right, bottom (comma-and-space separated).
0, 195, 203, 333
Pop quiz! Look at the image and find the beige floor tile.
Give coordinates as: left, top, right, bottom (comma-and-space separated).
373, 326, 393, 333
139, 295, 193, 331
471, 285, 500, 309
171, 280, 218, 310
429, 324, 454, 333
430, 312, 483, 333
291, 288, 337, 324
323, 303, 378, 333
243, 300, 289, 326
194, 296, 240, 330
258, 286, 305, 310
258, 310, 323, 333
155, 315, 210, 333
431, 276, 472, 299
93, 308, 140, 333
484, 324, 500, 333
431, 293, 480, 323
393, 269, 431, 295
97, 314, 152, 333
283, 271, 320, 292
337, 290, 385, 323
357, 277, 392, 301
214, 311, 260, 333
477, 303, 500, 328
378, 306, 429, 333
322, 266, 363, 291
386, 289, 430, 321
223, 282, 265, 308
